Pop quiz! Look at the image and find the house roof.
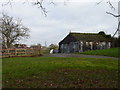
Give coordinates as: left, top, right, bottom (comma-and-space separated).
59, 32, 112, 44
70, 32, 111, 41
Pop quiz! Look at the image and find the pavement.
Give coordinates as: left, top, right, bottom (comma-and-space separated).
42, 54, 118, 60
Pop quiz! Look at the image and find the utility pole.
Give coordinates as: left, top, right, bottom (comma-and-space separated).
45, 41, 47, 47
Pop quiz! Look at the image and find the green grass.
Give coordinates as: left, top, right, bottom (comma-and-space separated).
80, 48, 119, 57
2, 57, 118, 88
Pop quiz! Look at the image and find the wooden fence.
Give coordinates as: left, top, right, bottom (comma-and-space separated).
0, 48, 41, 58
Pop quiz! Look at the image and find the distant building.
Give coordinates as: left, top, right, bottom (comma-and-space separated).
14, 44, 27, 48
30, 44, 41, 49
59, 32, 112, 53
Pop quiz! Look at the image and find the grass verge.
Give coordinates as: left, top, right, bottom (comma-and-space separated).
2, 57, 118, 88
80, 48, 119, 57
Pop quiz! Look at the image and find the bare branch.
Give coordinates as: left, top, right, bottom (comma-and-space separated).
1, 0, 13, 8
96, 0, 116, 10
96, 0, 104, 5
1, 0, 48, 17
107, 0, 115, 10
106, 12, 120, 17
49, 0, 56, 6
112, 21, 120, 38
34, 0, 47, 16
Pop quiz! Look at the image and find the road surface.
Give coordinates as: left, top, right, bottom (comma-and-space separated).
42, 54, 118, 60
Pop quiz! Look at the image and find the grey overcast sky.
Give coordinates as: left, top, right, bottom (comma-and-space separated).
0, 0, 118, 46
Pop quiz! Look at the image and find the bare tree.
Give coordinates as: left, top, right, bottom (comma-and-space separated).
97, 0, 120, 38
0, 13, 29, 49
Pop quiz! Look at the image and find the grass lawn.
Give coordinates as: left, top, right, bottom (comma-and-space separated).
80, 48, 119, 57
2, 57, 118, 88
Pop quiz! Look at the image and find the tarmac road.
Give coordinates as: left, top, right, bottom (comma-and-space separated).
42, 54, 118, 60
